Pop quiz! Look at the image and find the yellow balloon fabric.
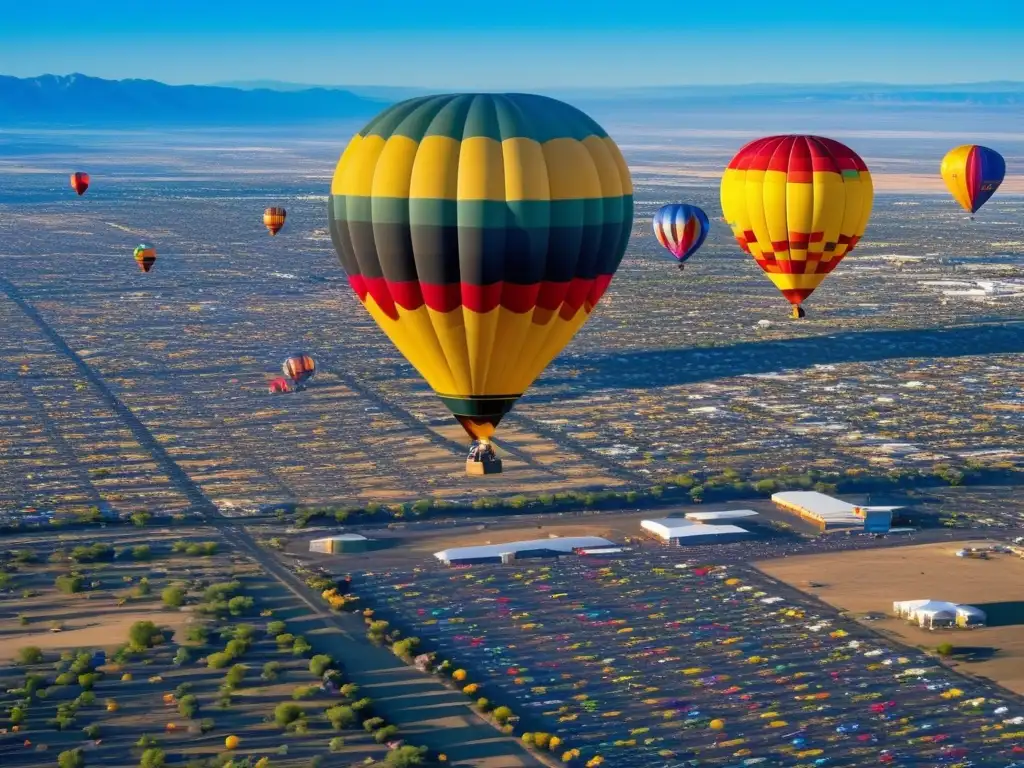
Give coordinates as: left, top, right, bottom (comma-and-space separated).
328, 94, 634, 440
720, 135, 873, 312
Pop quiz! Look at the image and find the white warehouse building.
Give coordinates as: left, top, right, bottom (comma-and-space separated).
641, 518, 753, 546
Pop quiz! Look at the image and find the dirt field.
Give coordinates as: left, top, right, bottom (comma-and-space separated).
756, 541, 1024, 695
0, 611, 192, 663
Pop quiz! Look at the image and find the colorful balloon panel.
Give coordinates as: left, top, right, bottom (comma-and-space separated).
720, 135, 873, 309
652, 204, 709, 264
70, 172, 90, 196
940, 144, 1005, 214
264, 206, 287, 235
282, 354, 316, 384
133, 243, 156, 273
328, 93, 634, 440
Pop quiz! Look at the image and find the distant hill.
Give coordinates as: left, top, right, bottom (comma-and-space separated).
212, 80, 432, 101
0, 73, 389, 127
4, 74, 1024, 129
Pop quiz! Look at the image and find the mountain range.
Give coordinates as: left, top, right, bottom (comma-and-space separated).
3, 73, 1024, 127
0, 73, 387, 127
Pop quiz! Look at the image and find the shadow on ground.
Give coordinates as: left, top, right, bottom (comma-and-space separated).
534, 322, 1024, 398
974, 601, 1024, 627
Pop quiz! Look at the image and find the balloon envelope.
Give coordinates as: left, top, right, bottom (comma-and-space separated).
653, 204, 709, 265
70, 172, 90, 196
282, 354, 316, 384
720, 135, 873, 312
133, 243, 156, 273
327, 93, 634, 441
264, 206, 287, 235
940, 144, 1005, 214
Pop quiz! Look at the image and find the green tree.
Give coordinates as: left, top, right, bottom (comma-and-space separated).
57, 748, 86, 768
261, 661, 282, 681
224, 664, 248, 689
308, 654, 333, 677
273, 702, 303, 729
55, 573, 84, 594
329, 736, 346, 752
139, 748, 165, 768
132, 545, 152, 561
130, 511, 152, 527
492, 706, 513, 724
17, 646, 43, 665
325, 705, 357, 730
384, 745, 427, 767
207, 652, 232, 669
161, 585, 186, 608
127, 621, 164, 651
266, 621, 286, 637
178, 694, 199, 718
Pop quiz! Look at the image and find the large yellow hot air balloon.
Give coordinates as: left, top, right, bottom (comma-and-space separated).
721, 135, 873, 318
328, 94, 633, 471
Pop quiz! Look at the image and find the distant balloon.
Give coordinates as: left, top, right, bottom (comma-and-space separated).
264, 206, 287, 235
653, 204, 709, 269
282, 354, 316, 386
268, 377, 290, 394
720, 135, 873, 319
70, 172, 90, 196
133, 244, 156, 273
327, 93, 633, 450
940, 145, 1005, 215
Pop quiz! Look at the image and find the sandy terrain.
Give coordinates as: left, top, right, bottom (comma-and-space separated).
0, 610, 193, 663
757, 541, 1024, 694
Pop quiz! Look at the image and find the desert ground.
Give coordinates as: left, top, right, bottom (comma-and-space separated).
757, 541, 1024, 695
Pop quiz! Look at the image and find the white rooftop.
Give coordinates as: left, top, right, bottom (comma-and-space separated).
685, 509, 759, 522
311, 533, 368, 543
642, 519, 752, 540
772, 491, 901, 525
434, 536, 613, 563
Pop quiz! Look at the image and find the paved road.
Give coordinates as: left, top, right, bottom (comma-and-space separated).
0, 275, 542, 767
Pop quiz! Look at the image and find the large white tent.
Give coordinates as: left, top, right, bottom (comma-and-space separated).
892, 599, 986, 629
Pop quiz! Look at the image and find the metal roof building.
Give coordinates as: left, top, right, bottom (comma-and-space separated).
434, 536, 614, 565
310, 534, 371, 554
641, 518, 753, 546
684, 509, 759, 522
771, 491, 899, 532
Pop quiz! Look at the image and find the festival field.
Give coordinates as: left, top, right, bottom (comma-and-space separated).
757, 541, 1024, 695
354, 551, 1023, 767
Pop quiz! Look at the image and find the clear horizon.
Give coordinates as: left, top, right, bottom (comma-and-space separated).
4, 0, 1024, 88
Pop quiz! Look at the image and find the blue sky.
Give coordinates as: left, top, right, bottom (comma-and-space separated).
4, 0, 1024, 88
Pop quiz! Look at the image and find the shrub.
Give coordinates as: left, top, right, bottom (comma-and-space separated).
291, 637, 312, 657
225, 664, 248, 688
162, 586, 186, 608
207, 652, 232, 669
476, 697, 491, 712
275, 633, 295, 648
78, 672, 101, 690
936, 643, 955, 656
179, 694, 200, 718
373, 724, 400, 743
492, 706, 513, 724
325, 705, 357, 730
58, 749, 86, 768
339, 683, 359, 698
83, 724, 101, 740
267, 621, 287, 636
391, 637, 419, 660
329, 736, 346, 752
185, 625, 208, 644
309, 654, 333, 677
261, 661, 282, 681
384, 745, 427, 767
363, 716, 385, 732
173, 647, 191, 666
139, 748, 165, 768
55, 573, 84, 594
128, 621, 165, 651
17, 646, 43, 665
292, 685, 318, 700
273, 702, 303, 728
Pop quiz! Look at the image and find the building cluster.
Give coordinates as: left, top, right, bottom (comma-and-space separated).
771, 491, 898, 533
892, 599, 987, 630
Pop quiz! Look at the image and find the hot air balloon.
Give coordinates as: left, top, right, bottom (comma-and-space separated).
282, 354, 316, 389
328, 94, 633, 472
264, 206, 287, 235
940, 145, 1005, 216
70, 172, 90, 196
653, 204, 709, 270
720, 135, 873, 319
133, 244, 157, 273
268, 377, 290, 394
